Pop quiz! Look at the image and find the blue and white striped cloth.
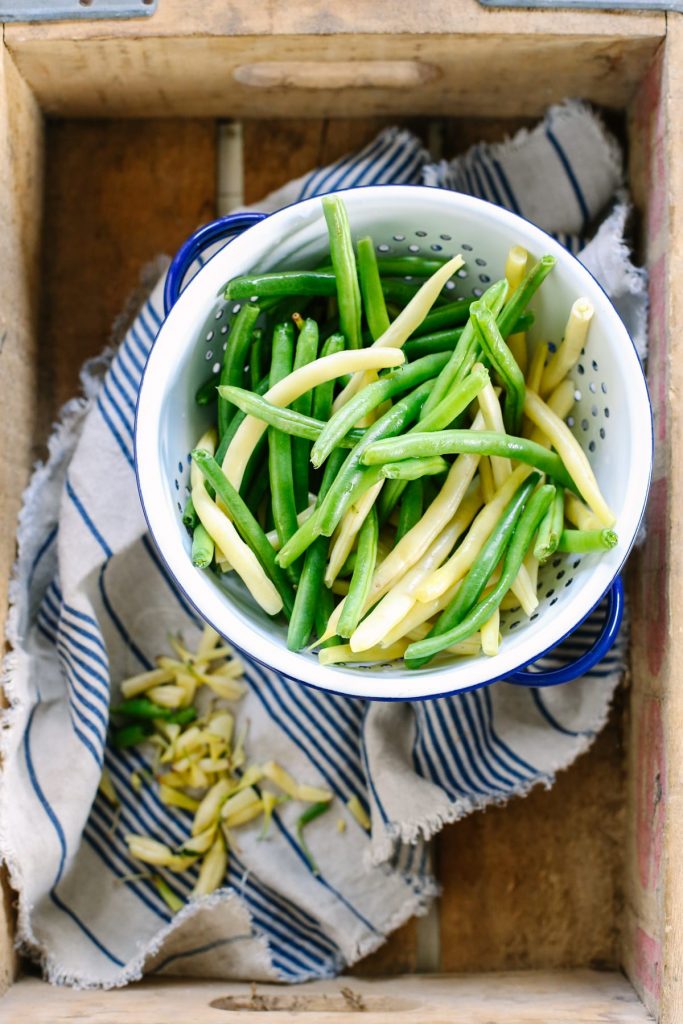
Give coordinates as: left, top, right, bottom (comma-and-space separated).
1, 101, 646, 987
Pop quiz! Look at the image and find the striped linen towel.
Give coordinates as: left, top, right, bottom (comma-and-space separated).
1, 100, 646, 987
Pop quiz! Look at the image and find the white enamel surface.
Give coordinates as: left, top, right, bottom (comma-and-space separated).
135, 186, 652, 700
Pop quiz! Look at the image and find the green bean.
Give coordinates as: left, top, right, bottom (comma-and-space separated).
557, 528, 618, 553
312, 333, 345, 423
195, 372, 219, 406
218, 302, 260, 437
374, 367, 488, 520
411, 296, 474, 336
323, 195, 362, 349
406, 483, 555, 665
381, 278, 451, 308
113, 722, 152, 748
471, 302, 525, 434
361, 430, 576, 491
287, 449, 346, 651
395, 479, 424, 543
357, 237, 390, 340
407, 474, 539, 669
310, 352, 450, 469
314, 585, 338, 650
417, 365, 490, 433
296, 800, 330, 874
279, 380, 434, 567
534, 486, 565, 562
226, 271, 337, 300
291, 319, 320, 511
377, 255, 449, 276
191, 522, 215, 569
182, 496, 199, 530
380, 456, 449, 481
497, 255, 556, 338
191, 449, 295, 617
218, 386, 365, 446
249, 328, 264, 391
111, 698, 198, 724
267, 323, 299, 577
338, 505, 379, 638
419, 279, 507, 421
215, 377, 270, 467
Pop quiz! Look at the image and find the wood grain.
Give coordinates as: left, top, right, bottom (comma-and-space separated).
0, 970, 650, 1023
3, 0, 665, 42
3, 31, 663, 120
0, 43, 44, 995
36, 120, 216, 443
438, 698, 626, 972
623, 16, 683, 1024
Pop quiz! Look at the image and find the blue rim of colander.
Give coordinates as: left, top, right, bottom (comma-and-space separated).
135, 185, 653, 701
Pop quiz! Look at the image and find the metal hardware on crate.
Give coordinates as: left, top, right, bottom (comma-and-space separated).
479, 0, 681, 10
0, 0, 156, 21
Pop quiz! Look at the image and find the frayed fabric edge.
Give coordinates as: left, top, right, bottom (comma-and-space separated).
369, 666, 622, 866
18, 889, 278, 990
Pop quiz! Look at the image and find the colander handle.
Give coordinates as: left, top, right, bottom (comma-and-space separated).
163, 212, 267, 317
505, 575, 624, 688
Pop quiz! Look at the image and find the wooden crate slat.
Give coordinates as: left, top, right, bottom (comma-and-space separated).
0, 970, 653, 1023
2, 30, 664, 119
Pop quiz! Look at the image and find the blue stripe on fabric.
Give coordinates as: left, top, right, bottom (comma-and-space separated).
49, 888, 124, 966
150, 933, 254, 974
101, 377, 134, 439
141, 535, 199, 624
531, 690, 586, 737
37, 620, 57, 647
470, 690, 528, 784
28, 526, 57, 589
545, 126, 590, 232
108, 363, 137, 414
479, 158, 505, 207
137, 307, 159, 346
412, 705, 465, 801
122, 333, 146, 375
360, 705, 388, 827
66, 479, 113, 558
269, 811, 381, 936
128, 325, 152, 363
53, 614, 109, 672
43, 594, 111, 689
67, 703, 104, 766
458, 694, 520, 790
111, 746, 337, 969
482, 688, 538, 775
431, 700, 492, 796
361, 141, 416, 189
96, 395, 135, 469
115, 347, 142, 393
299, 132, 390, 201
470, 161, 492, 204
247, 665, 364, 802
59, 650, 109, 726
145, 299, 163, 329
491, 158, 522, 215
24, 702, 124, 966
272, 678, 365, 792
84, 812, 171, 922
98, 563, 153, 670
54, 594, 109, 655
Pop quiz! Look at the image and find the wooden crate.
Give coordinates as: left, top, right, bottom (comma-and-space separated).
0, 2, 678, 1020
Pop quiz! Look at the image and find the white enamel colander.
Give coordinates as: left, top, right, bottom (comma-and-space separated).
135, 185, 652, 701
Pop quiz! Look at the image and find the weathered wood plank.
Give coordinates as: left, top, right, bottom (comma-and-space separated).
0, 42, 44, 996
37, 119, 217, 436
0, 970, 651, 1023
